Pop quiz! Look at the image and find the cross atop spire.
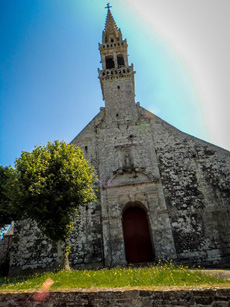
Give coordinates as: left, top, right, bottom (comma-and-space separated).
105, 3, 112, 10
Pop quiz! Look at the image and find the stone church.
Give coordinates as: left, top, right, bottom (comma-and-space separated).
2, 7, 230, 275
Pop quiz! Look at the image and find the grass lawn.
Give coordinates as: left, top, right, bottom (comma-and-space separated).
0, 262, 229, 291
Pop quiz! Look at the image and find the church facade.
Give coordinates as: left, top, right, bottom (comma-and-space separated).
5, 8, 230, 275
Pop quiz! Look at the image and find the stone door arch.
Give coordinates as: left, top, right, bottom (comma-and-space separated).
122, 205, 155, 264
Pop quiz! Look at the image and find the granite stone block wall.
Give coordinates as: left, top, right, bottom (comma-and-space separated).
151, 114, 230, 267
9, 201, 103, 276
0, 288, 230, 306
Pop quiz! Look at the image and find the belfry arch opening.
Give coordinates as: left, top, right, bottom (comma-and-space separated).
122, 203, 155, 264
106, 56, 115, 69
117, 55, 125, 67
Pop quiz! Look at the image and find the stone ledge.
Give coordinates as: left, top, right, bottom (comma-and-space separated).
0, 286, 230, 306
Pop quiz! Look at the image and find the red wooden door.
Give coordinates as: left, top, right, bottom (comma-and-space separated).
122, 207, 154, 264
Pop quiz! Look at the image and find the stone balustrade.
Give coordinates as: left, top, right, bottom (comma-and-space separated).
99, 40, 127, 50
98, 65, 134, 79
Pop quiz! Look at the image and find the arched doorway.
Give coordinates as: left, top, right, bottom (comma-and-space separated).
122, 206, 155, 264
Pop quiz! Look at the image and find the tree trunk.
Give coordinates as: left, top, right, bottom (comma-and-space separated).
57, 240, 71, 270
57, 240, 64, 269
64, 240, 71, 271
64, 250, 70, 271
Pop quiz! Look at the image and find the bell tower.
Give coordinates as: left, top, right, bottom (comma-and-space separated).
98, 4, 138, 125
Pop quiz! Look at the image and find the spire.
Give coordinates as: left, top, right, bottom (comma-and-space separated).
105, 9, 119, 37
103, 5, 121, 43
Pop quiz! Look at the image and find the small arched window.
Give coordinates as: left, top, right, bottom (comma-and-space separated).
117, 55, 125, 68
106, 56, 115, 69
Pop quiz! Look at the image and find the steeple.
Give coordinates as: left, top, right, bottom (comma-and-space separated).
98, 6, 138, 125
103, 8, 121, 44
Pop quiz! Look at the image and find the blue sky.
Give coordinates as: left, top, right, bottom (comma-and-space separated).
0, 0, 229, 166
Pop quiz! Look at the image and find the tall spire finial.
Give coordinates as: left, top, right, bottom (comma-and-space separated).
105, 3, 112, 10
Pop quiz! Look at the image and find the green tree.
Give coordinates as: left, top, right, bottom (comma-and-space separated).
0, 166, 18, 235
6, 140, 96, 269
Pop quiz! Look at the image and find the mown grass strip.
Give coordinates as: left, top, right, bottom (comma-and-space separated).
0, 263, 229, 291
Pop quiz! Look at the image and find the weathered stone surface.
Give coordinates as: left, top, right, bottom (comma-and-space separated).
0, 288, 230, 306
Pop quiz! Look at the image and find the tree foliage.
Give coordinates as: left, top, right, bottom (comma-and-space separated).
0, 166, 18, 233
6, 140, 96, 243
